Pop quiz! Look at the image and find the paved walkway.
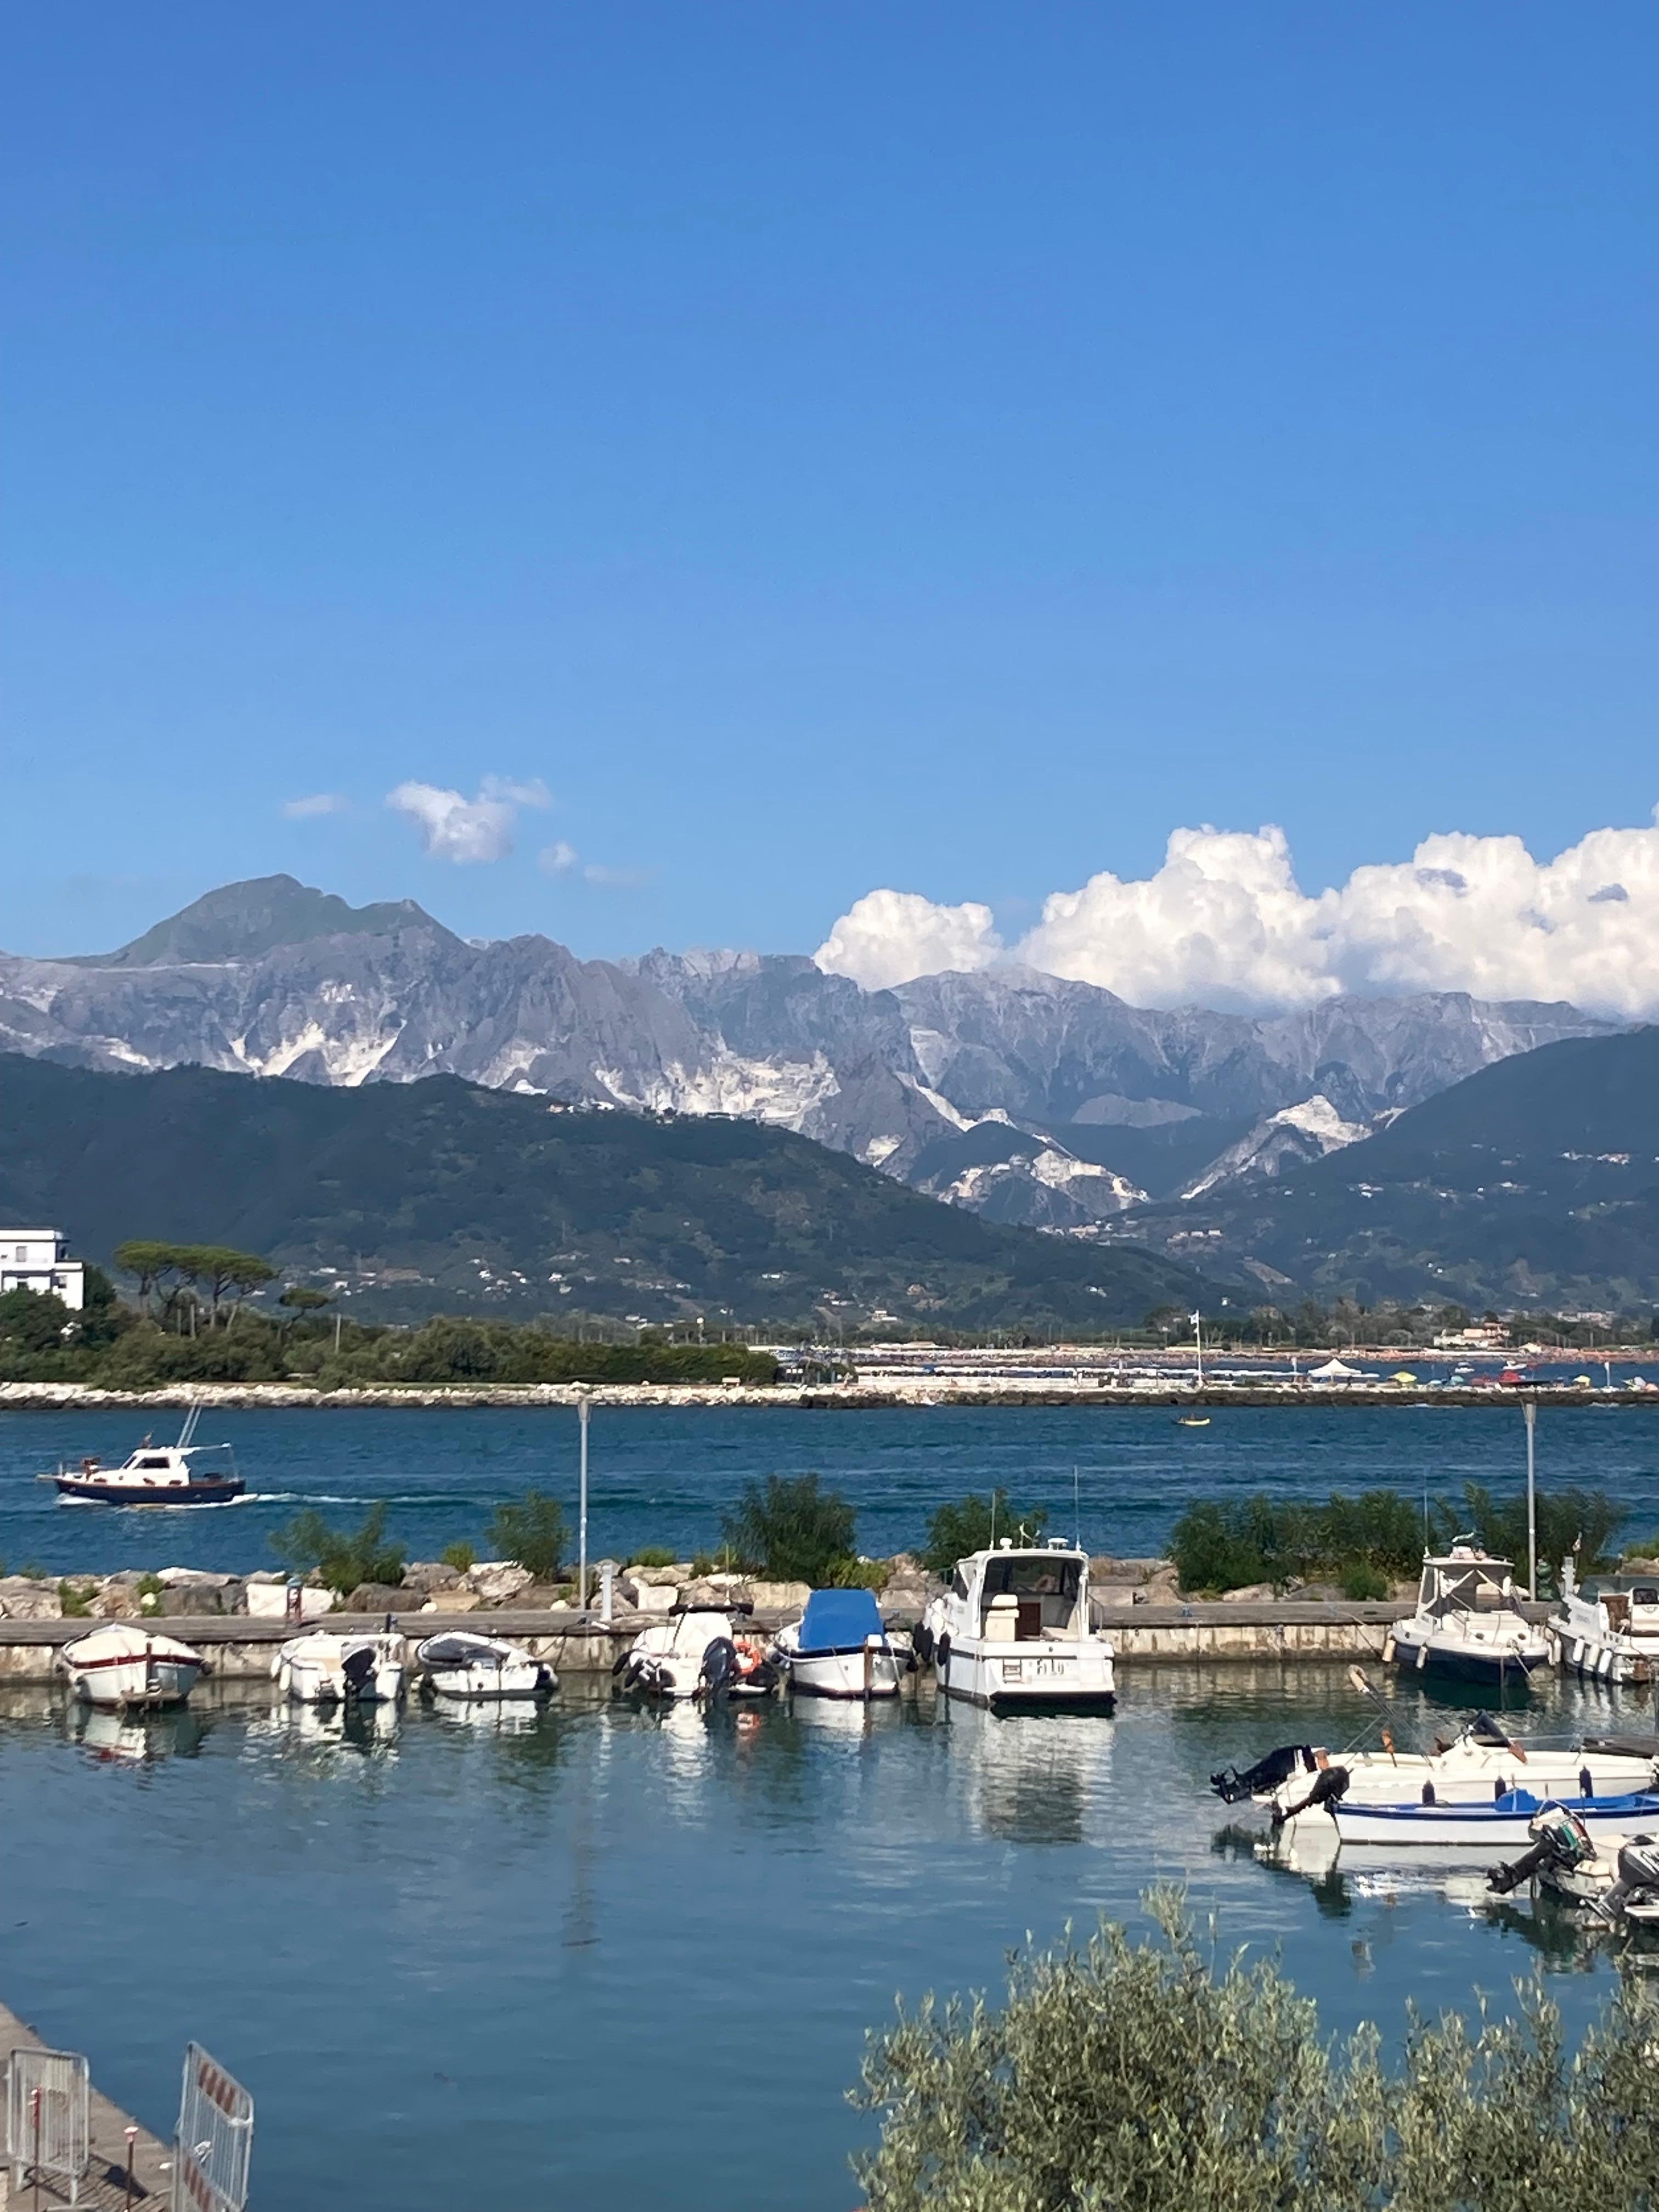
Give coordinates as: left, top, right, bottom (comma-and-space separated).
1, 1999, 172, 2209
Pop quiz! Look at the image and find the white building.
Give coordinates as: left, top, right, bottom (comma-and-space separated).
0, 1229, 87, 1311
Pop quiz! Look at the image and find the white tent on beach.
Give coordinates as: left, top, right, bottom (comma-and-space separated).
1307, 1357, 1364, 1381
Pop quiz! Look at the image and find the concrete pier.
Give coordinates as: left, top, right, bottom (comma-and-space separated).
0, 1999, 172, 2208
0, 1598, 1447, 1685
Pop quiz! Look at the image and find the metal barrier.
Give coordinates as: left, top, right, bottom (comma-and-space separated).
171, 2044, 253, 2212
7, 2045, 91, 2205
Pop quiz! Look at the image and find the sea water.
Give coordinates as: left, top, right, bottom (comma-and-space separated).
2, 1406, 1657, 2209
0, 1670, 1653, 2212
3, 1399, 1657, 1574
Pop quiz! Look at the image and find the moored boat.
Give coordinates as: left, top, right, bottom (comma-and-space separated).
41, 1404, 245, 1507
919, 1538, 1116, 1714
772, 1588, 905, 1700
1213, 1710, 1659, 1819
1488, 1804, 1659, 1925
1384, 1546, 1549, 1688
615, 1608, 779, 1701
60, 1623, 206, 1710
1547, 1557, 1659, 1685
417, 1630, 555, 1701
1330, 1786, 1659, 1849
274, 1630, 405, 1705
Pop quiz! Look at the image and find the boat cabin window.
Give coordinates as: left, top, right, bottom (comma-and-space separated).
135, 1455, 172, 1470
979, 1555, 1082, 1637
1632, 1587, 1658, 1608
951, 1567, 970, 1601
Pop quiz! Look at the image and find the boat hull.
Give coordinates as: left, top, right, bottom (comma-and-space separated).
1387, 1632, 1548, 1688
1328, 1793, 1659, 1848
1548, 1627, 1656, 1687
780, 1644, 902, 1700
52, 1475, 245, 1507
938, 1643, 1116, 1716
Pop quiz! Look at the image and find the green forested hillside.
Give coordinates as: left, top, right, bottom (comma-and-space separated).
1136, 1028, 1659, 1310
0, 1055, 1207, 1330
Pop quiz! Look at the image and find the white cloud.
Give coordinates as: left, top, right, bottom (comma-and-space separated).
814, 889, 1001, 991
539, 840, 579, 874
814, 808, 1659, 1018
583, 861, 650, 888
282, 792, 347, 820
386, 775, 550, 864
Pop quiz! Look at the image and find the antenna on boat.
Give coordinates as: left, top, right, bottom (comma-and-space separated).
1073, 1464, 1080, 1551
177, 1397, 201, 1451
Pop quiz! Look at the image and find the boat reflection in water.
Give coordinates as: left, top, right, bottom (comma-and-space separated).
71, 1703, 212, 1765
247, 1696, 402, 1758
955, 1704, 1115, 1846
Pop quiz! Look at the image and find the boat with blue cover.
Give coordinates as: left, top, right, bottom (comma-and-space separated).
772, 1588, 906, 1700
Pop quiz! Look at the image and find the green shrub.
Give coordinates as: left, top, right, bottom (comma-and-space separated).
1444, 1482, 1623, 1592
270, 1503, 406, 1594
1340, 1560, 1390, 1601
721, 1473, 856, 1584
1171, 1489, 1428, 1595
57, 1579, 93, 1618
487, 1491, 567, 1581
627, 1546, 678, 1569
135, 1572, 164, 1615
854, 1888, 1659, 2210
441, 1540, 476, 1573
923, 1490, 1048, 1577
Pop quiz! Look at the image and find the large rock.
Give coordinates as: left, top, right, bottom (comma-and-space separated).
743, 1580, 811, 1613
403, 1560, 465, 1594
621, 1577, 676, 1613
420, 1588, 482, 1613
0, 1577, 63, 1620
466, 1562, 534, 1605
343, 1582, 407, 1614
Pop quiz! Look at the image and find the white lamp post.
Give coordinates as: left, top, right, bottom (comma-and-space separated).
1523, 1396, 1538, 1600
576, 1387, 592, 1615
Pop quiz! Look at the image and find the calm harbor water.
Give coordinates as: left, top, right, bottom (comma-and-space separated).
1, 1669, 1654, 2212
3, 1407, 1658, 2209
3, 1400, 1658, 1575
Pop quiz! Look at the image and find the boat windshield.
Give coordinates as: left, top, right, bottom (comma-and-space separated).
979, 1554, 1084, 1636
1421, 1556, 1519, 1616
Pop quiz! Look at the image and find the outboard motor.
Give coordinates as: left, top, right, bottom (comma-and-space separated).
1272, 1764, 1350, 1826
1487, 1803, 1594, 1894
699, 1638, 739, 1700
341, 1646, 378, 1701
1211, 1745, 1316, 1805
1602, 1834, 1659, 1920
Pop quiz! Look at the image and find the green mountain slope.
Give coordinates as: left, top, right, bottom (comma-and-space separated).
1126, 1029, 1659, 1310
0, 1055, 1210, 1329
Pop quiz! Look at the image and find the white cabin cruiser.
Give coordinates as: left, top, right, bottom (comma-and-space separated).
1548, 1558, 1659, 1685
1384, 1547, 1549, 1688
919, 1539, 1115, 1714
417, 1631, 556, 1700
42, 1403, 245, 1507
772, 1588, 905, 1700
1212, 1711, 1659, 1821
60, 1624, 206, 1710
274, 1630, 405, 1705
615, 1609, 779, 1701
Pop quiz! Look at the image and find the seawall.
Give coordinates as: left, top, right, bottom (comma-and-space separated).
0, 1599, 1452, 1683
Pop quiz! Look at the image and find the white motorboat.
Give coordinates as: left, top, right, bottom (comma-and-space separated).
273, 1630, 405, 1705
41, 1403, 245, 1507
417, 1631, 556, 1701
919, 1538, 1116, 1714
1384, 1547, 1549, 1688
1329, 1786, 1659, 1849
614, 1609, 780, 1701
1212, 1711, 1659, 1821
1548, 1558, 1659, 1685
772, 1587, 905, 1700
60, 1623, 206, 1709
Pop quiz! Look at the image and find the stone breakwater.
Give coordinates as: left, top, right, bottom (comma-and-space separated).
4, 1380, 1657, 1412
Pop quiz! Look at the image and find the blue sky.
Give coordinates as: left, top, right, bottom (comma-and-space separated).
4, 3, 1657, 978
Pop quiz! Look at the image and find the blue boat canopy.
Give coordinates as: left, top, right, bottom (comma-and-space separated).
798, 1587, 884, 1652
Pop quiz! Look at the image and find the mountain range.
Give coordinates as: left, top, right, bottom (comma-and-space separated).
1107, 1028, 1659, 1314
0, 1054, 1206, 1330
0, 876, 1615, 1251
